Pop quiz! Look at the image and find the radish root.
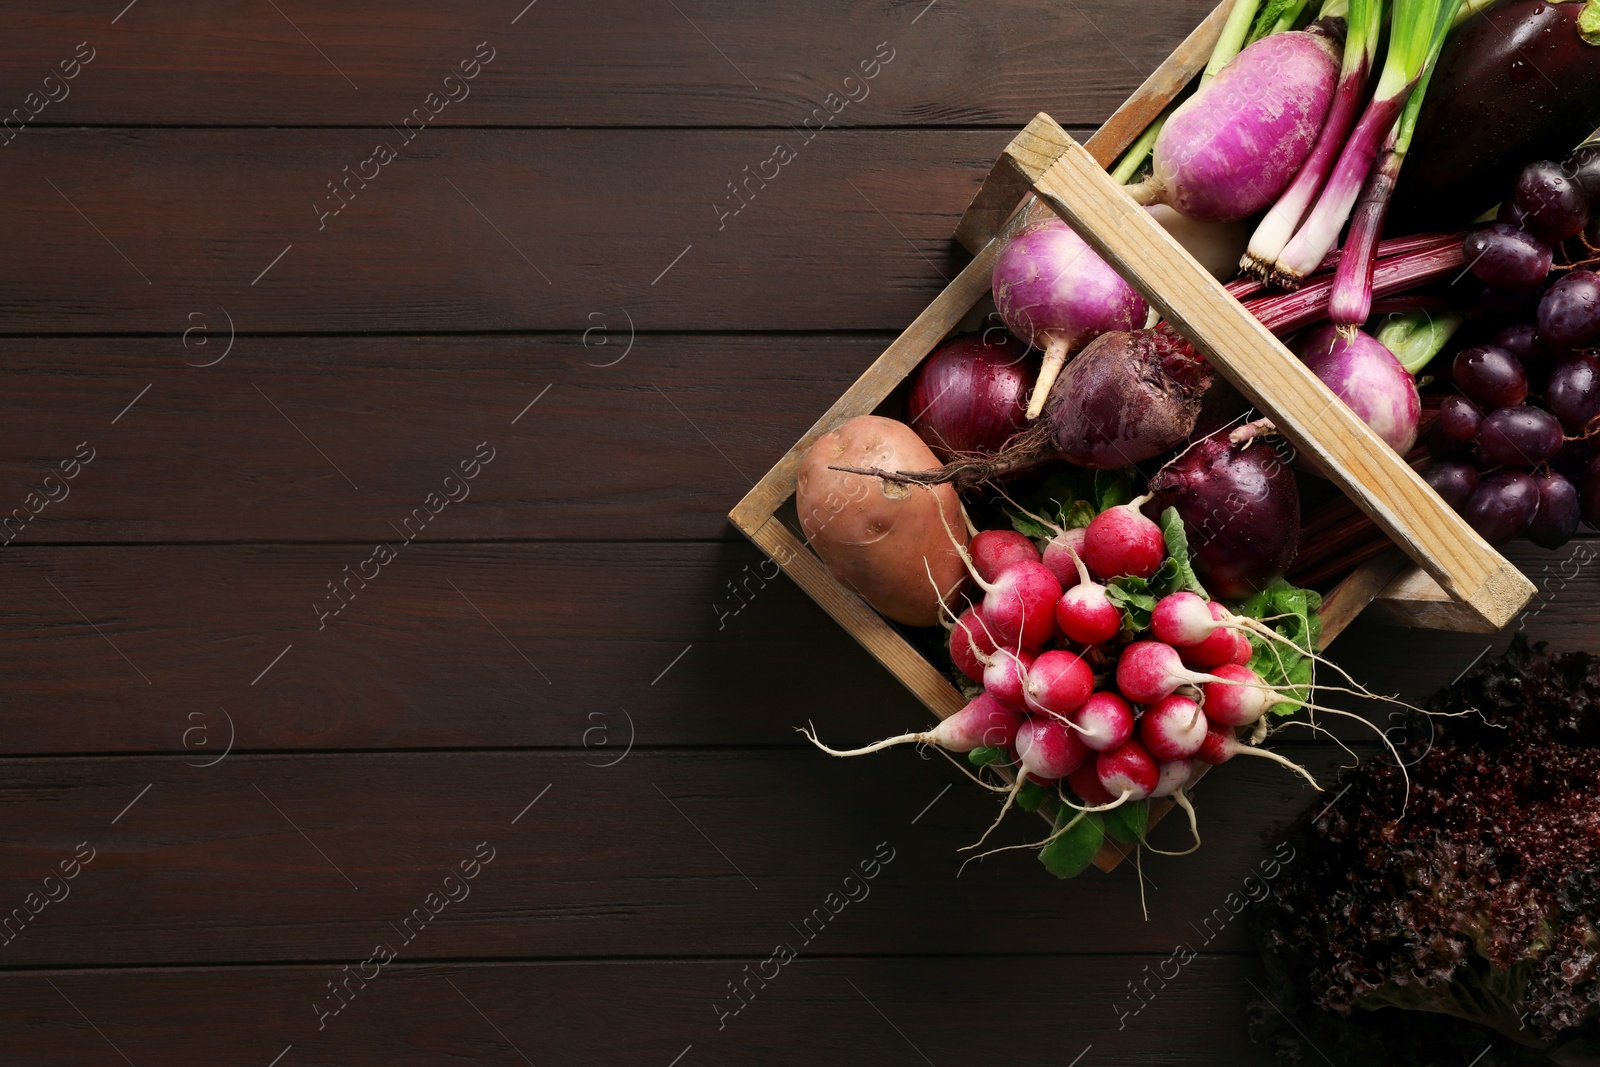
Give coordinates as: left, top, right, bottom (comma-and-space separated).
798, 723, 936, 758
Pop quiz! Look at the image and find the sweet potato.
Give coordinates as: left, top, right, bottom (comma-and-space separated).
796, 416, 969, 627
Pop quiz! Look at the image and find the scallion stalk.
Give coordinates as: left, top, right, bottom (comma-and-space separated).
1272, 0, 1461, 287
1327, 0, 1459, 325
1203, 0, 1266, 84
1241, 0, 1383, 282
1110, 107, 1171, 184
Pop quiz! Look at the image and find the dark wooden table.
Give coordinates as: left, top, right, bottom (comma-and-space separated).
0, 4, 1593, 1064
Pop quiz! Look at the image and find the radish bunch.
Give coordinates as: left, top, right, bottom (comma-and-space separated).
802, 481, 1348, 877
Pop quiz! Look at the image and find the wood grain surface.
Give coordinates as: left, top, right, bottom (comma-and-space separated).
0, 3, 1578, 1065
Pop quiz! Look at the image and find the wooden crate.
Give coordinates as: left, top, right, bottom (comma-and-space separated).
729, 2, 1537, 869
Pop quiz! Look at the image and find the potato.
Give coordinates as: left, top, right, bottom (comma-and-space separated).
795, 415, 970, 627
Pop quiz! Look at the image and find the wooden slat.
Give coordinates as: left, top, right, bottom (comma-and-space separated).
0, 744, 1348, 965
0, 334, 895, 543
1007, 116, 1535, 631
0, 128, 1079, 334
0, 1, 1216, 127
0, 956, 1276, 1066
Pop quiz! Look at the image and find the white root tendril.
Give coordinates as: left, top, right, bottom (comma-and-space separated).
1265, 703, 1412, 816
1058, 790, 1133, 813
957, 808, 1087, 876
960, 771, 1028, 853
1230, 743, 1323, 790
1135, 845, 1149, 922
797, 722, 935, 758
1144, 787, 1202, 857
930, 745, 1013, 794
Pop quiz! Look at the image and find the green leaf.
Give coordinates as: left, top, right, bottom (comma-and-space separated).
1040, 810, 1105, 879
1157, 506, 1209, 599
1062, 499, 1097, 530
1106, 576, 1158, 632
1580, 0, 1600, 45
1094, 469, 1137, 512
1104, 799, 1150, 845
1016, 780, 1049, 812
1237, 577, 1322, 715
968, 746, 1004, 768
1006, 510, 1056, 541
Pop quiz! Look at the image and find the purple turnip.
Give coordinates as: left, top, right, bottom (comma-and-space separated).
991, 218, 1148, 419
1296, 324, 1420, 456
1127, 24, 1343, 223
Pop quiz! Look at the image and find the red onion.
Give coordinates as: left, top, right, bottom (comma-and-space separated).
905, 334, 1036, 460
1145, 421, 1300, 599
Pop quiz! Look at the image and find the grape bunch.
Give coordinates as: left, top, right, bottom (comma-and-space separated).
1427, 146, 1600, 550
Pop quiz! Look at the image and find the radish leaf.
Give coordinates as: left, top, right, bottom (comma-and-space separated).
1040, 810, 1105, 879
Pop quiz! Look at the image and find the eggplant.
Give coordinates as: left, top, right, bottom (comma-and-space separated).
1391, 0, 1600, 231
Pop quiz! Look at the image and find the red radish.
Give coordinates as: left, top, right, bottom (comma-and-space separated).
1022, 650, 1094, 719
1096, 740, 1160, 802
970, 529, 1040, 583
1067, 760, 1116, 805
935, 510, 1061, 650
1150, 591, 1215, 646
949, 606, 997, 682
1229, 631, 1254, 666
967, 715, 1090, 852
1178, 623, 1237, 670
1150, 758, 1194, 799
1070, 691, 1135, 752
1083, 496, 1166, 579
1139, 694, 1209, 761
1117, 641, 1215, 704
1054, 548, 1123, 645
983, 647, 1038, 712
992, 218, 1150, 420
1196, 724, 1319, 788
801, 693, 1023, 757
981, 561, 1060, 650
1012, 715, 1089, 784
1041, 526, 1089, 587
1201, 663, 1288, 727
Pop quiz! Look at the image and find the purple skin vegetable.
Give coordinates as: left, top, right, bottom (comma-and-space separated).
1296, 324, 1421, 456
1127, 25, 1342, 223
1146, 421, 1301, 599
992, 218, 1148, 420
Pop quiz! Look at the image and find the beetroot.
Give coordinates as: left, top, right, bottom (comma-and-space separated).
1145, 421, 1300, 599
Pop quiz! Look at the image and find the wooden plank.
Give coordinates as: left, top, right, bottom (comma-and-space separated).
0, 744, 1347, 965
1317, 550, 1412, 649
1007, 117, 1535, 631
0, 1, 1216, 127
0, 542, 931, 754
0, 334, 897, 543
0, 128, 1095, 334
0, 955, 1276, 1066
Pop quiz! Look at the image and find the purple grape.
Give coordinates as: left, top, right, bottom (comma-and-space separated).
1584, 455, 1600, 531
1555, 435, 1600, 481
1527, 471, 1581, 549
1463, 223, 1553, 292
1427, 394, 1485, 459
1546, 353, 1600, 431
1452, 344, 1529, 409
1462, 470, 1539, 545
1513, 160, 1590, 243
1568, 143, 1600, 201
1461, 280, 1542, 326
1539, 270, 1600, 349
1491, 322, 1554, 391
1478, 405, 1564, 467
1423, 461, 1479, 511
